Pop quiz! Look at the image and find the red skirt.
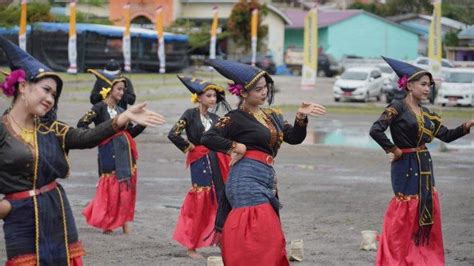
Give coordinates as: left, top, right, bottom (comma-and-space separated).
6, 241, 85, 266
82, 173, 137, 231
221, 203, 289, 266
376, 191, 444, 266
172, 186, 217, 249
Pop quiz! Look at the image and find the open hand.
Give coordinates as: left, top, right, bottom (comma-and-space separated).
123, 102, 166, 127
297, 102, 327, 118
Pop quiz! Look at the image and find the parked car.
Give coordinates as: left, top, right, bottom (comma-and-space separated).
284, 48, 343, 77
412, 56, 454, 73
333, 67, 384, 102
238, 54, 276, 75
436, 68, 474, 107
382, 76, 407, 103
318, 53, 343, 77
376, 64, 397, 82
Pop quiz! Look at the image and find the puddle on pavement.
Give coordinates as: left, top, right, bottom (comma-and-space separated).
304, 128, 474, 150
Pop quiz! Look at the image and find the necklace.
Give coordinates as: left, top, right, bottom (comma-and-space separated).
8, 113, 34, 134
8, 114, 35, 145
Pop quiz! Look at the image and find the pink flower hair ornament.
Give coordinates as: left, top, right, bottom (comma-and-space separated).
228, 83, 244, 96
397, 75, 408, 90
1, 69, 26, 97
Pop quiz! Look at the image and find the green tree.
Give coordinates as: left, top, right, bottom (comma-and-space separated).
0, 2, 54, 27
227, 0, 268, 52
444, 30, 459, 47
442, 1, 474, 25
385, 0, 433, 16
167, 19, 229, 52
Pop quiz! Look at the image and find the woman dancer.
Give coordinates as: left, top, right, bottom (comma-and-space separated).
0, 36, 164, 265
370, 56, 473, 265
201, 59, 327, 265
168, 76, 231, 258
78, 70, 145, 235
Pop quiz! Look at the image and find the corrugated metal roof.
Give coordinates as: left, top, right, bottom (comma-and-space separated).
285, 9, 362, 29
458, 26, 474, 39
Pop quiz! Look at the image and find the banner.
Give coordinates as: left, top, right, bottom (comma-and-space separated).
155, 5, 166, 73
250, 9, 258, 66
19, 0, 27, 51
67, 0, 77, 74
428, 0, 442, 77
301, 8, 318, 89
123, 2, 132, 72
209, 6, 219, 60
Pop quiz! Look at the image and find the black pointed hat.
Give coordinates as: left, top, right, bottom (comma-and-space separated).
382, 56, 433, 83
204, 59, 273, 89
176, 75, 230, 110
177, 75, 224, 95
87, 69, 127, 100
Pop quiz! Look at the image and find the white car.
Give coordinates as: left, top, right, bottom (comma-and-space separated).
436, 68, 474, 107
376, 64, 397, 82
333, 67, 384, 102
412, 56, 454, 77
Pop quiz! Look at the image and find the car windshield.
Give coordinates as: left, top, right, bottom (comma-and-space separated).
445, 72, 474, 83
341, 71, 367, 80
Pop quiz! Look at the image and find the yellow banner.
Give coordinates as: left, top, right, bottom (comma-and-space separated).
251, 9, 258, 38
67, 0, 77, 73
69, 0, 76, 37
19, 0, 27, 35
301, 8, 318, 88
124, 3, 131, 37
155, 6, 164, 38
210, 6, 219, 38
19, 0, 27, 50
156, 5, 165, 73
428, 0, 442, 64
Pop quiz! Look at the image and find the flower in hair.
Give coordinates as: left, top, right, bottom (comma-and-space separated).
228, 83, 244, 96
397, 75, 408, 90
1, 69, 26, 97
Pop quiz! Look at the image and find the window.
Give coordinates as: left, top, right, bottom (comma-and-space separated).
417, 59, 428, 65
371, 71, 381, 78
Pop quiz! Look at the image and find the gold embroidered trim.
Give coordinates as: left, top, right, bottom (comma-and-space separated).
204, 84, 225, 92
215, 116, 231, 128
245, 71, 268, 89
381, 107, 398, 122
191, 184, 212, 192
87, 69, 113, 86
173, 119, 186, 135
408, 70, 430, 82
395, 192, 418, 202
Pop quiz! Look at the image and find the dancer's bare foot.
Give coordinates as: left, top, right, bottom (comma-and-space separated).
187, 249, 204, 259
103, 230, 113, 235
122, 223, 131, 234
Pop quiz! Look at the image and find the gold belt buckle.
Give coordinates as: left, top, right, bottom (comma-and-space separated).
28, 190, 37, 197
